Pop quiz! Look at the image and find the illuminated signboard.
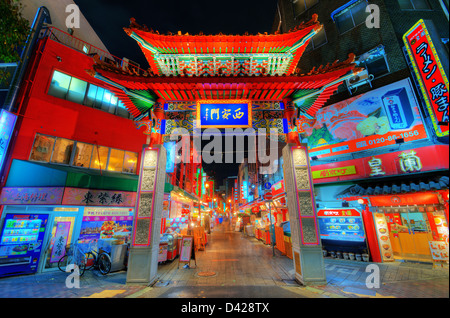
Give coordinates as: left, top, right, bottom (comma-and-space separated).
317, 209, 365, 242
0, 110, 17, 173
403, 20, 449, 137
196, 99, 252, 128
163, 141, 176, 173
298, 78, 428, 159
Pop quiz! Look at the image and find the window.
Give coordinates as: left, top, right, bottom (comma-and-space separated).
48, 71, 71, 99
356, 46, 390, 78
292, 0, 319, 17
333, 0, 370, 34
30, 134, 138, 174
51, 138, 74, 165
123, 151, 138, 174
90, 145, 109, 170
48, 71, 131, 119
29, 134, 55, 162
73, 142, 93, 168
67, 77, 87, 104
398, 0, 431, 10
305, 26, 327, 52
108, 149, 125, 172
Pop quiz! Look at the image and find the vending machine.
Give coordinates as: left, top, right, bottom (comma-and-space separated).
0, 214, 49, 277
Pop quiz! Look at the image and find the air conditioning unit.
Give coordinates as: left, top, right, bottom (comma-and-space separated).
346, 69, 373, 93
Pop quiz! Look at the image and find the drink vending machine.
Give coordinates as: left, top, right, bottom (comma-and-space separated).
0, 214, 49, 277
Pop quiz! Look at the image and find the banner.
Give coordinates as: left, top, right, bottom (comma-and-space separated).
403, 20, 449, 137
299, 79, 428, 159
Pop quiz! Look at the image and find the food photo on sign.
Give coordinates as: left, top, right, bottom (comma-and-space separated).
298, 78, 428, 159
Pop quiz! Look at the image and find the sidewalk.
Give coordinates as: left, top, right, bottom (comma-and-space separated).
0, 225, 448, 298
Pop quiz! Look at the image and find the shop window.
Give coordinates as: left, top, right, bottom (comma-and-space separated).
29, 134, 55, 162
73, 142, 93, 168
292, 0, 319, 17
333, 0, 370, 34
398, 0, 431, 10
108, 148, 125, 172
51, 138, 74, 165
85, 84, 98, 107
123, 151, 138, 174
48, 71, 71, 99
90, 145, 109, 170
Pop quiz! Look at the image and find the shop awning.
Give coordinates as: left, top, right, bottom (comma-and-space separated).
171, 185, 199, 202
6, 160, 139, 192
336, 175, 449, 199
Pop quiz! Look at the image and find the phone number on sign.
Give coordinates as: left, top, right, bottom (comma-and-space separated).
357, 130, 421, 148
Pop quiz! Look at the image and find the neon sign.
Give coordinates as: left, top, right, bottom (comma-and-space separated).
403, 20, 449, 137
196, 99, 252, 128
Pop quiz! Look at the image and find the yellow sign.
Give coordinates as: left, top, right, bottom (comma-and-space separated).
312, 166, 356, 179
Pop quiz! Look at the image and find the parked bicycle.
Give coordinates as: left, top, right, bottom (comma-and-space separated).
57, 242, 87, 276
84, 240, 112, 275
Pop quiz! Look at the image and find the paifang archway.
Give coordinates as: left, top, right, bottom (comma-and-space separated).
88, 15, 361, 286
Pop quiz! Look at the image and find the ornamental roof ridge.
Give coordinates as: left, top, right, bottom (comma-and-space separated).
89, 52, 359, 81
123, 14, 320, 39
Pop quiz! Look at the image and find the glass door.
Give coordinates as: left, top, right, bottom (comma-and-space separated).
41, 214, 78, 271
397, 209, 433, 262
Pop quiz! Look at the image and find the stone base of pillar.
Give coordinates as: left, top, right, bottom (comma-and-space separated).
126, 247, 158, 285
292, 246, 327, 286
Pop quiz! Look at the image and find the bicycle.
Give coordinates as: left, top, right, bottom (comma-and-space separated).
84, 241, 112, 275
58, 242, 87, 276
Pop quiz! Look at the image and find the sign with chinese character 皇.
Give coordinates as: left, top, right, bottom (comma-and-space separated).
62, 188, 136, 207
403, 20, 449, 137
196, 99, 252, 128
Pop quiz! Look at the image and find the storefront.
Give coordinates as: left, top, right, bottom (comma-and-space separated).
0, 186, 136, 277
367, 191, 449, 264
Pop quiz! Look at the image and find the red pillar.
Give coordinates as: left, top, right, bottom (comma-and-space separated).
361, 203, 382, 263
283, 98, 300, 146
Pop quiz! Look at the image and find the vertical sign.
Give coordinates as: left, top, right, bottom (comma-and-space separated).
403, 19, 449, 137
50, 221, 71, 263
0, 110, 17, 172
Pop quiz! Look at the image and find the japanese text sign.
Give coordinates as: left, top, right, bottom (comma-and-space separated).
196, 100, 252, 128
403, 20, 449, 137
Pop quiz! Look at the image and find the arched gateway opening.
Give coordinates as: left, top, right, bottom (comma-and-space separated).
88, 15, 361, 286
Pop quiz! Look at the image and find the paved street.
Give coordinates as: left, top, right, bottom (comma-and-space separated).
0, 222, 448, 299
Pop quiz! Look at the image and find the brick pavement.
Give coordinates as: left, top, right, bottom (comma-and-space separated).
0, 222, 448, 298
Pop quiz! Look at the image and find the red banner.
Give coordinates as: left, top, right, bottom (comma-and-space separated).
403, 20, 449, 137
369, 192, 440, 207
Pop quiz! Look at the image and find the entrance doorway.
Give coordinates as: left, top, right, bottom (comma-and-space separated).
387, 209, 434, 262
41, 214, 77, 272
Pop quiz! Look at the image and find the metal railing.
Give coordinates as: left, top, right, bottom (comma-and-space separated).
41, 26, 148, 76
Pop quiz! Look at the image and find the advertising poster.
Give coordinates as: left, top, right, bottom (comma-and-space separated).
373, 212, 394, 262
428, 241, 449, 262
50, 221, 71, 263
79, 208, 134, 244
298, 79, 428, 159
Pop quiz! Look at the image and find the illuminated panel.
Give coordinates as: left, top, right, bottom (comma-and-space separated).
403, 19, 449, 137
196, 99, 252, 128
0, 110, 17, 172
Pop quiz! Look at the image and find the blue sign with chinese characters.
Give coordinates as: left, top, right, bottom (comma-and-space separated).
197, 100, 252, 128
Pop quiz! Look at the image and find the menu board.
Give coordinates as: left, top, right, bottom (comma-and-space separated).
179, 236, 193, 263
429, 241, 449, 262
318, 209, 365, 242
373, 212, 394, 262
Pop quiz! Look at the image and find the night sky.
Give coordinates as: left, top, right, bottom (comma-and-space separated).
73, 0, 279, 187
74, 0, 279, 68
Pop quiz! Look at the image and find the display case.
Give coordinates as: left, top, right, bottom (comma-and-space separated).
158, 235, 168, 263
